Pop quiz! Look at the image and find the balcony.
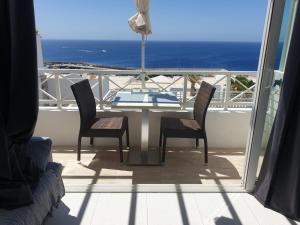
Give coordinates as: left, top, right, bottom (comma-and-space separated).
35, 67, 256, 187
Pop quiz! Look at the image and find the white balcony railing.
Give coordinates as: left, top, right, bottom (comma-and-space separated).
38, 69, 257, 110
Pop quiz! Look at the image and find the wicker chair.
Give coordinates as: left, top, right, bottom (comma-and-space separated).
71, 79, 129, 162
159, 81, 216, 164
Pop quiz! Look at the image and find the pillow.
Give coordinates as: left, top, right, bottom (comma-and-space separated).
26, 137, 52, 172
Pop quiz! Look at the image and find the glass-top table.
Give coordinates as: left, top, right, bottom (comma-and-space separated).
111, 90, 181, 165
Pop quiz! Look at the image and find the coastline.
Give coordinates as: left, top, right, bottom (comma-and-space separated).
45, 61, 133, 70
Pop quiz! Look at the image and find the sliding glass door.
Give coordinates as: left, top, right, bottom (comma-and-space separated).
256, 0, 298, 176
244, 0, 298, 191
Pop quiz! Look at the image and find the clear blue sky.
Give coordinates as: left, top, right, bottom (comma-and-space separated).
34, 0, 268, 42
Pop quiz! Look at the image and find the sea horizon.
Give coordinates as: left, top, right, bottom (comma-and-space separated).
42, 38, 263, 43
41, 39, 282, 71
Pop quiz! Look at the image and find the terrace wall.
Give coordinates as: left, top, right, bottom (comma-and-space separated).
34, 109, 251, 149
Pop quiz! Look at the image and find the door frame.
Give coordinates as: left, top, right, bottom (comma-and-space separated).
242, 0, 287, 192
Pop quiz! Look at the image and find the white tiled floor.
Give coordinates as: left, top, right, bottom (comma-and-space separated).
45, 192, 300, 225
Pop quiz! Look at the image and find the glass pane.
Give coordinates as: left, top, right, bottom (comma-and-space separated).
256, 0, 298, 177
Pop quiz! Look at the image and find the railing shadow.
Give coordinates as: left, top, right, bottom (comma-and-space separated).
49, 146, 244, 225
212, 171, 243, 225
128, 189, 137, 225
48, 146, 300, 225
55, 146, 242, 185
175, 185, 191, 225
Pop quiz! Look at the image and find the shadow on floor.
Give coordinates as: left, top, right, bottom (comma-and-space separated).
54, 146, 243, 185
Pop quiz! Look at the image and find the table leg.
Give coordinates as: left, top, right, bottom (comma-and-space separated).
141, 108, 149, 163
126, 109, 161, 165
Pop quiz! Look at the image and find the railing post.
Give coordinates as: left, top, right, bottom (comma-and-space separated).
98, 75, 104, 110
224, 74, 231, 110
55, 73, 62, 109
182, 75, 188, 109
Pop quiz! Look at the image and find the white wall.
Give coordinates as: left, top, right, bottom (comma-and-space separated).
34, 109, 251, 149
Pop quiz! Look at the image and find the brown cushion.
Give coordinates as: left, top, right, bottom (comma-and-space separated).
82, 117, 127, 137
161, 117, 203, 137
90, 117, 124, 130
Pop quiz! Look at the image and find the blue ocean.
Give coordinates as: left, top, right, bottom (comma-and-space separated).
42, 40, 282, 71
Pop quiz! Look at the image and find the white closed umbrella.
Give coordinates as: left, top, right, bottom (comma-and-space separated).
128, 0, 152, 72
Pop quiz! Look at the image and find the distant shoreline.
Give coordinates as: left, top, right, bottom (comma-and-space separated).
44, 62, 228, 72
45, 61, 133, 70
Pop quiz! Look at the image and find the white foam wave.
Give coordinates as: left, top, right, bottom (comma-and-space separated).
78, 49, 95, 53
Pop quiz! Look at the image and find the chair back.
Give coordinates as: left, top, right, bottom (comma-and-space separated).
193, 81, 216, 130
71, 79, 96, 130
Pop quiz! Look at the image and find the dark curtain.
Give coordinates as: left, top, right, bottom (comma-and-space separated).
0, 0, 40, 208
255, 3, 300, 221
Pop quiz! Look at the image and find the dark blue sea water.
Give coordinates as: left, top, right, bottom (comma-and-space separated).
42, 40, 282, 71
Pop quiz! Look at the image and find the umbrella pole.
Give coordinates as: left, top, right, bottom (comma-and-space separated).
141, 34, 146, 89
141, 34, 145, 71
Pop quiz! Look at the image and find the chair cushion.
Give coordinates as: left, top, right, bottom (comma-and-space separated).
82, 116, 127, 137
90, 117, 125, 130
161, 117, 203, 137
